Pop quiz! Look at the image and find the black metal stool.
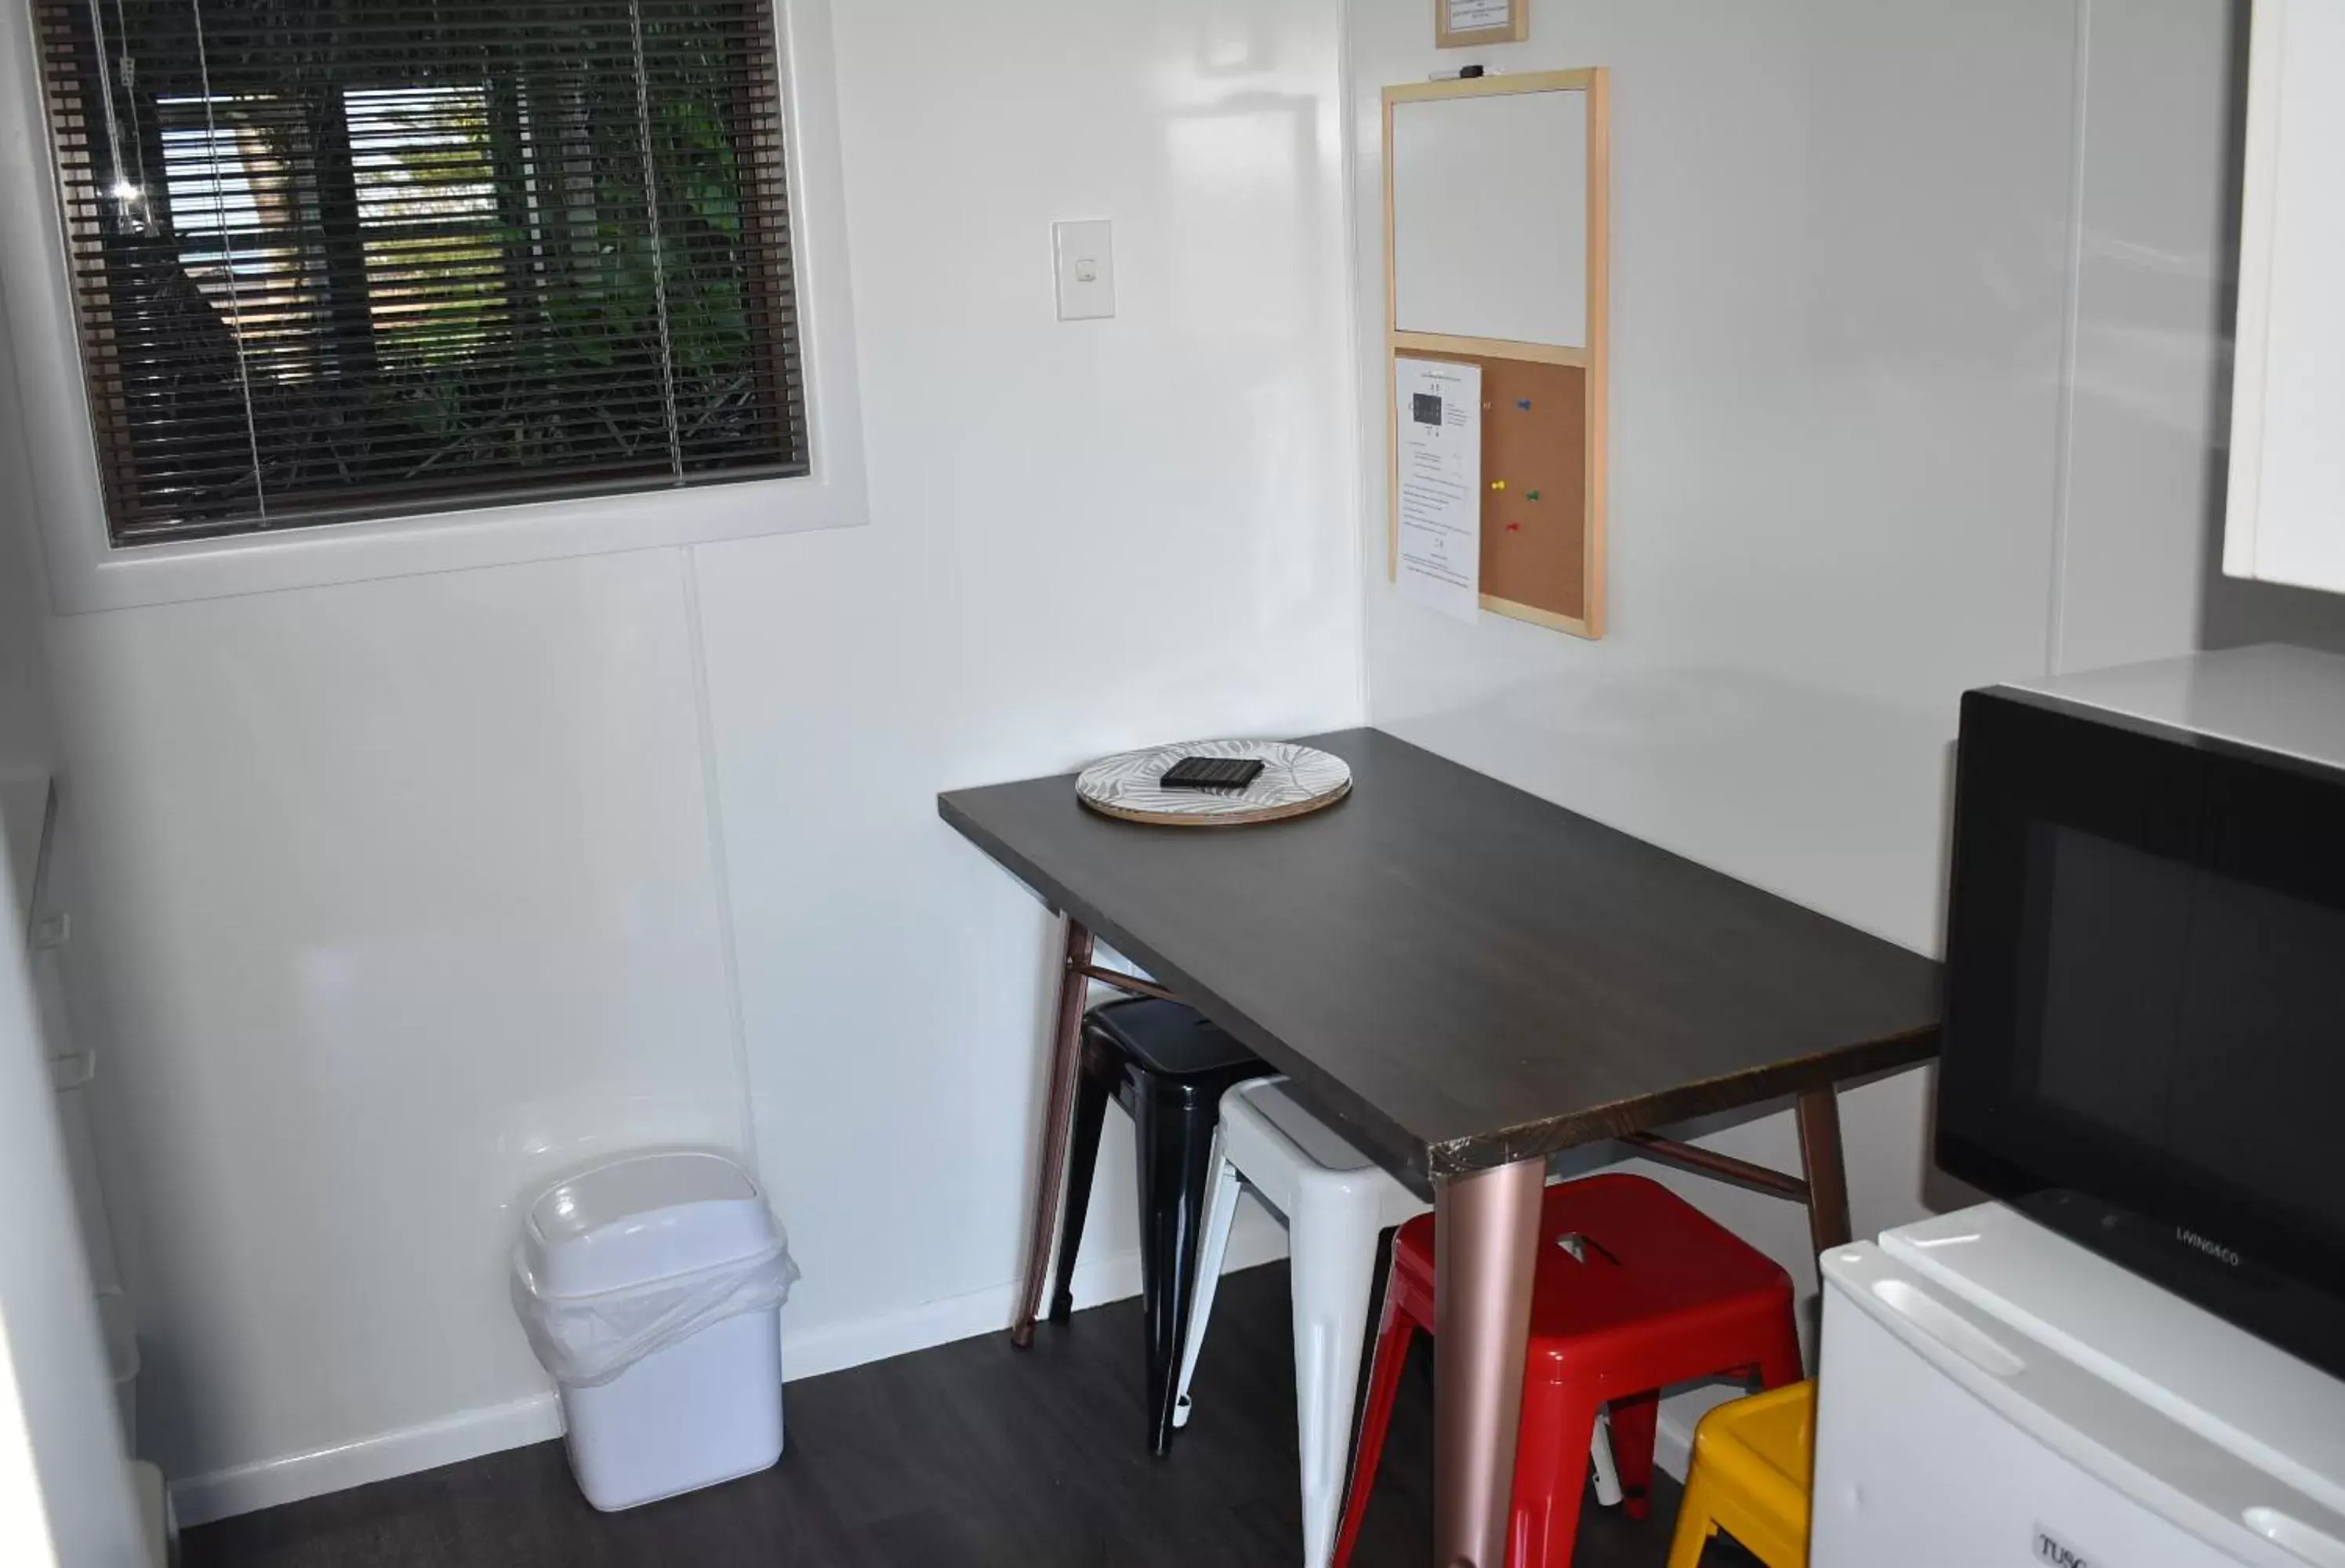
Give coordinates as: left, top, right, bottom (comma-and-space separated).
1051, 996, 1266, 1455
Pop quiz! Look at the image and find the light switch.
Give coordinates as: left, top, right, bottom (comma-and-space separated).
1053, 220, 1116, 321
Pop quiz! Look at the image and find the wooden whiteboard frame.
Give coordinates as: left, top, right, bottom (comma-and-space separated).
1384, 69, 1610, 639
1436, 0, 1528, 49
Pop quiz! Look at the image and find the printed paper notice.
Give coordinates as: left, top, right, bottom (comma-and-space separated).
1446, 0, 1512, 32
1395, 357, 1482, 623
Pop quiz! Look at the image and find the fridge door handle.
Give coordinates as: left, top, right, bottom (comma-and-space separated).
1868, 1278, 2025, 1377
2245, 1507, 2345, 1568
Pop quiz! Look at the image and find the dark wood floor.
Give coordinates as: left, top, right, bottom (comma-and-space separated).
187, 1262, 1754, 1567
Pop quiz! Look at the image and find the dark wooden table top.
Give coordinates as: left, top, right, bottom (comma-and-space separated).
940, 728, 1941, 1192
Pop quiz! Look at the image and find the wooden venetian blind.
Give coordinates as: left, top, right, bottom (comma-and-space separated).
34, 0, 807, 545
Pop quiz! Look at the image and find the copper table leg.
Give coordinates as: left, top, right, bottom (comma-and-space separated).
1432, 1156, 1545, 1568
1011, 916, 1096, 1348
1796, 1087, 1853, 1255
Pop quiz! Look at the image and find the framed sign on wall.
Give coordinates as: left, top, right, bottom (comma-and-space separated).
1437, 0, 1527, 49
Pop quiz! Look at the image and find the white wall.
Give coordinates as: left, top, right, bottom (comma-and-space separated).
0, 309, 56, 778
699, 0, 1363, 1374
0, 568, 51, 775
45, 552, 757, 1511
1345, 0, 2245, 1458
20, 0, 1363, 1519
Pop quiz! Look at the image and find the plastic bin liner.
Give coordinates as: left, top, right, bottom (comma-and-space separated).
513, 1238, 799, 1388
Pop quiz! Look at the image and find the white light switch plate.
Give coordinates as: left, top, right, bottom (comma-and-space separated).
1053, 220, 1116, 321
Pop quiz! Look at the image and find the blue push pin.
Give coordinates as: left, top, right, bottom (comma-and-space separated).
1516, 398, 1533, 412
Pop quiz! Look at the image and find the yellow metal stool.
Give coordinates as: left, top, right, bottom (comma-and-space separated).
1666, 1379, 1815, 1568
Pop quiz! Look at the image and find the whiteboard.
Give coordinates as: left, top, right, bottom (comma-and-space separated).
1392, 89, 1587, 349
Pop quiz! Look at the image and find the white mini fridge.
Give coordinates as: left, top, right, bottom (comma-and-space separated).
1812, 1204, 2345, 1568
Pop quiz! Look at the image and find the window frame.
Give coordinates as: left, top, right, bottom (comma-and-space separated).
0, 0, 865, 615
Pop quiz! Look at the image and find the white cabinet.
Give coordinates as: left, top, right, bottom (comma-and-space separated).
2, 776, 137, 1439
2226, 0, 2345, 593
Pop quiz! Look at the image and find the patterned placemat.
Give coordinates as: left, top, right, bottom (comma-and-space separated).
1076, 739, 1352, 827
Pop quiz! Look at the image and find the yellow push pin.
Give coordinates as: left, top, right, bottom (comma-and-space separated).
1490, 479, 1507, 492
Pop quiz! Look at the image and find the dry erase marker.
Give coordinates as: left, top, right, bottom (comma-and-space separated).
1429, 65, 1497, 81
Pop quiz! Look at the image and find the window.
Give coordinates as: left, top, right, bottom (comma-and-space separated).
34, 0, 808, 546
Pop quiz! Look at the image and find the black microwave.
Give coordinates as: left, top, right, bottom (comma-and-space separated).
1940, 644, 2345, 1381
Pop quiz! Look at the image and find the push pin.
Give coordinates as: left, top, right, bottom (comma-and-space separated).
1516, 398, 1533, 412
1490, 479, 1507, 492
1505, 521, 1521, 532
1527, 489, 1542, 502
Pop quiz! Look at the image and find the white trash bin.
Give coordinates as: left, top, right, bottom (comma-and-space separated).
512, 1151, 797, 1512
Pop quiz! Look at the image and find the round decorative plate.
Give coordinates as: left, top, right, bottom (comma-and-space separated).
1076, 739, 1352, 827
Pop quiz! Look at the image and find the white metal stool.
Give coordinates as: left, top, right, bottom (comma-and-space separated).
1176, 1077, 1622, 1567
1176, 1077, 1424, 1566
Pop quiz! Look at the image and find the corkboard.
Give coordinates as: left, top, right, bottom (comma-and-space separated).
1388, 352, 1589, 629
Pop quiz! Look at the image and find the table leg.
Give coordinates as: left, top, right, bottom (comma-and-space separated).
1011, 916, 1096, 1348
1795, 1087, 1853, 1255
1433, 1156, 1545, 1568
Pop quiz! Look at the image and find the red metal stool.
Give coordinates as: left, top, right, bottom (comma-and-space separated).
1332, 1173, 1804, 1568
